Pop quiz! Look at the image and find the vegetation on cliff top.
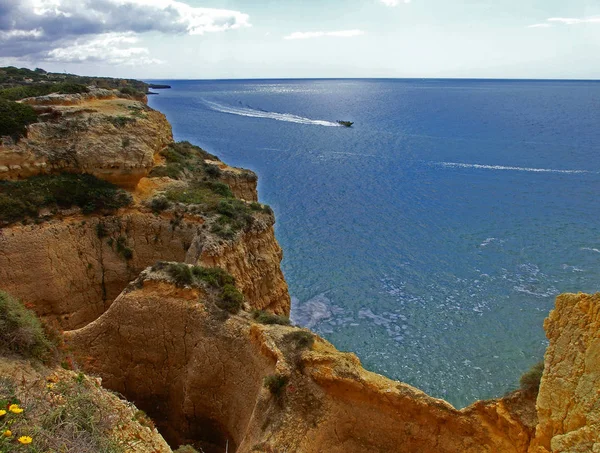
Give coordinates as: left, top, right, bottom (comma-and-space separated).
0, 173, 133, 226
0, 66, 148, 94
149, 141, 220, 180
0, 291, 56, 363
0, 291, 164, 453
0, 83, 89, 101
0, 98, 38, 140
155, 262, 245, 313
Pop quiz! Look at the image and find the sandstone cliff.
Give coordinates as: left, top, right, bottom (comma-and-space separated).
67, 269, 537, 453
1, 79, 599, 453
0, 89, 172, 188
528, 293, 600, 453
0, 93, 290, 330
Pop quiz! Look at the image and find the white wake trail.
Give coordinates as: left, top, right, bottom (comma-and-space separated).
434, 162, 594, 174
204, 100, 341, 127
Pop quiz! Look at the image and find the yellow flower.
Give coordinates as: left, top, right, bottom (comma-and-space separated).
18, 436, 33, 444
0, 410, 5, 417
8, 404, 23, 414
2, 429, 11, 437
46, 383, 54, 390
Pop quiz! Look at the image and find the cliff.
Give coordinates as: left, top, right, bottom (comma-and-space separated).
1, 77, 599, 453
528, 293, 600, 453
66, 268, 537, 453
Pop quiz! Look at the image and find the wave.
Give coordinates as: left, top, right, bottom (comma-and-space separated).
204, 100, 341, 127
434, 162, 595, 174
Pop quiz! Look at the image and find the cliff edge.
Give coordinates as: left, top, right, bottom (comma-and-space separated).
1, 75, 599, 453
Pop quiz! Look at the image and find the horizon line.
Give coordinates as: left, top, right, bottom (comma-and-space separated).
142, 76, 600, 82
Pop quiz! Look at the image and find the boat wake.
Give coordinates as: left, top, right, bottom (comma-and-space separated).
434, 162, 595, 174
204, 100, 341, 127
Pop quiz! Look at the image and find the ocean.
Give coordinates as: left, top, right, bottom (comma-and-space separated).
147, 78, 600, 408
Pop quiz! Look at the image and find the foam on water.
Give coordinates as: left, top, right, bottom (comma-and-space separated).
435, 162, 595, 174
204, 100, 342, 127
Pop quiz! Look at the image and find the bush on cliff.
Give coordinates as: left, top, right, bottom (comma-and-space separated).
520, 361, 544, 394
149, 141, 219, 180
252, 310, 290, 326
0, 291, 56, 362
216, 284, 244, 313
0, 82, 89, 101
0, 173, 133, 226
263, 374, 288, 396
161, 263, 244, 313
0, 98, 38, 140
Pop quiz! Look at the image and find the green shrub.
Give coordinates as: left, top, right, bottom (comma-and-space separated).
107, 115, 136, 128
263, 374, 288, 396
252, 310, 290, 326
520, 361, 544, 394
0, 291, 55, 362
119, 86, 144, 98
0, 173, 132, 226
149, 196, 171, 213
115, 237, 133, 261
216, 284, 244, 313
204, 164, 222, 178
191, 267, 235, 288
149, 142, 219, 180
167, 263, 194, 287
0, 82, 89, 101
0, 98, 38, 139
283, 331, 315, 351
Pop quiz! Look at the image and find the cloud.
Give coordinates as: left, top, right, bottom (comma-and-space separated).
380, 0, 411, 6
46, 33, 164, 65
0, 0, 251, 64
284, 30, 365, 40
528, 15, 600, 28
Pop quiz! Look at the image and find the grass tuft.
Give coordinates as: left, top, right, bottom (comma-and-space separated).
0, 291, 56, 363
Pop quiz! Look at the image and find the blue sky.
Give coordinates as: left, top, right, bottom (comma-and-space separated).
1, 0, 599, 79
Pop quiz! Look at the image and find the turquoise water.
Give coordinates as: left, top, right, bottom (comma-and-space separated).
147, 79, 600, 408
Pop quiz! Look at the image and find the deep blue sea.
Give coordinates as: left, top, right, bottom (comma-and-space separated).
147, 79, 600, 408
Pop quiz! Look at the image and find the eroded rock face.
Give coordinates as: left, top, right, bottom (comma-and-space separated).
0, 209, 287, 329
199, 224, 291, 315
528, 293, 600, 453
0, 94, 171, 189
67, 274, 533, 453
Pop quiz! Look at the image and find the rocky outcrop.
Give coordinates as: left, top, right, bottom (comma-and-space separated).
528, 293, 600, 453
199, 224, 290, 315
213, 162, 259, 202
67, 272, 533, 453
0, 208, 288, 329
0, 93, 171, 188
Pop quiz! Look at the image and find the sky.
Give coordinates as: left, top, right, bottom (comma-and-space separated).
0, 0, 599, 79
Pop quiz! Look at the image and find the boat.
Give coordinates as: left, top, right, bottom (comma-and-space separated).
337, 121, 354, 127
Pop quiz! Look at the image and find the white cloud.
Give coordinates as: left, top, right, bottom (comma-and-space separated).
0, 0, 251, 64
284, 30, 365, 40
528, 15, 600, 28
45, 33, 164, 65
380, 0, 411, 6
